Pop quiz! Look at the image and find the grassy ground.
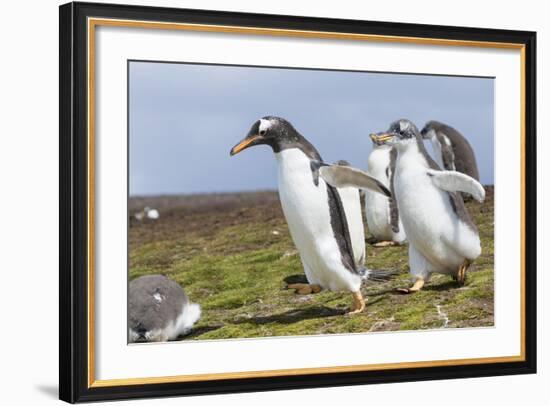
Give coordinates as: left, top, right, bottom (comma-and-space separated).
129, 187, 494, 340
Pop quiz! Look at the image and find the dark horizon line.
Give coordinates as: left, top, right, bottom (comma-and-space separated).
129, 188, 279, 199
129, 184, 495, 199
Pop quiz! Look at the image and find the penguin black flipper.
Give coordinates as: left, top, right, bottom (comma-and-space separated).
388, 147, 400, 233
427, 169, 485, 232
325, 183, 360, 275
310, 159, 328, 187
319, 165, 391, 197
426, 169, 485, 202
309, 159, 359, 274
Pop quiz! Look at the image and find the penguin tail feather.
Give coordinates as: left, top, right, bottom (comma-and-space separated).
359, 267, 398, 282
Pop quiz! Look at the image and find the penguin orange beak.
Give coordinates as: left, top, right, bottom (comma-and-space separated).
230, 135, 262, 156
374, 132, 395, 143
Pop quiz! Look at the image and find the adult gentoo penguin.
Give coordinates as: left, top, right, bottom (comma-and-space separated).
320, 119, 485, 293
230, 116, 392, 314
129, 274, 201, 342
364, 134, 406, 246
421, 121, 480, 181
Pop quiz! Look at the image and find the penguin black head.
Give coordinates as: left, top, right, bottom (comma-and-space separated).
420, 120, 444, 140
371, 119, 421, 146
388, 119, 421, 140
230, 116, 321, 159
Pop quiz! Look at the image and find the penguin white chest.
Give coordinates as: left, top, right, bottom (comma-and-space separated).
394, 149, 460, 271
365, 147, 392, 239
275, 149, 362, 292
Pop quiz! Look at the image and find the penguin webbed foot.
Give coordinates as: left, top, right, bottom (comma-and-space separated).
287, 283, 322, 295
372, 240, 398, 248
396, 277, 425, 294
454, 259, 471, 286
346, 291, 366, 315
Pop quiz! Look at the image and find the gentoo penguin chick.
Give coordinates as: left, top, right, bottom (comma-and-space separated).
230, 116, 391, 314
129, 274, 201, 342
320, 119, 485, 293
364, 134, 407, 247
421, 121, 480, 201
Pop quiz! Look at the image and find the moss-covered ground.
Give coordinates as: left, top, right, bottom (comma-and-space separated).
129, 187, 494, 340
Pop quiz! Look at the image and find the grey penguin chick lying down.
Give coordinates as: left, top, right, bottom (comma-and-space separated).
129, 274, 201, 343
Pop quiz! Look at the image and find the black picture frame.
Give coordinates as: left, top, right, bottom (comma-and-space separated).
59, 1, 537, 403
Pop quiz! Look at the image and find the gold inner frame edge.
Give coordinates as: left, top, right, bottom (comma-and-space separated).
86, 17, 527, 388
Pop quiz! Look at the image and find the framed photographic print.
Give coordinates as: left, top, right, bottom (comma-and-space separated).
59, 1, 537, 403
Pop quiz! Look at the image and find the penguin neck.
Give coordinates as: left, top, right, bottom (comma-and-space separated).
396, 135, 440, 170
373, 144, 392, 152
271, 134, 322, 162
275, 146, 315, 167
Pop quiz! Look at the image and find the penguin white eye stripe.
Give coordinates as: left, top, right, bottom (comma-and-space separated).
259, 119, 271, 134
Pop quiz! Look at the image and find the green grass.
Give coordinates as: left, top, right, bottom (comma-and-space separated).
129, 190, 494, 340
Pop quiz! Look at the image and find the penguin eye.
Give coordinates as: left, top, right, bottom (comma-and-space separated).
259, 129, 267, 136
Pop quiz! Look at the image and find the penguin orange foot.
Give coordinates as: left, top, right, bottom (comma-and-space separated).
346, 291, 366, 315
287, 283, 322, 295
372, 241, 399, 248
397, 277, 425, 294
455, 259, 471, 285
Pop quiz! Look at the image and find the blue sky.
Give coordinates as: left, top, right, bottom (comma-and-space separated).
129, 61, 494, 196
